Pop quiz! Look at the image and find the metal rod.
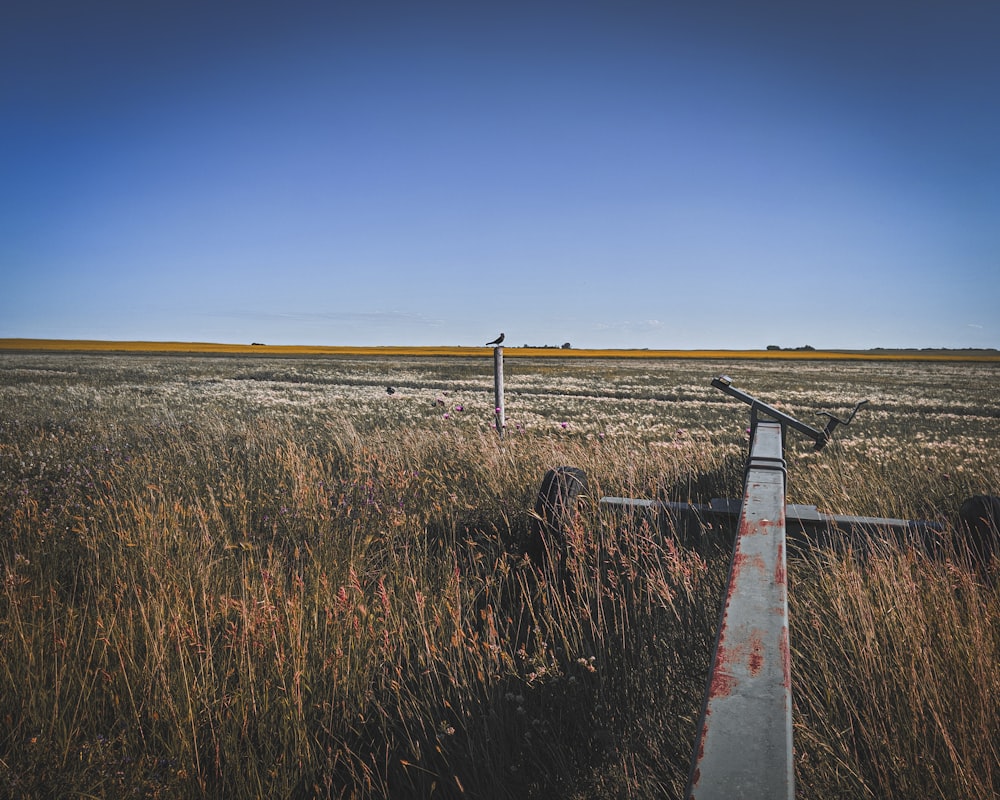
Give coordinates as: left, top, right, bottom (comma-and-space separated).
685, 420, 795, 799
493, 345, 505, 438
597, 497, 944, 538
712, 376, 827, 446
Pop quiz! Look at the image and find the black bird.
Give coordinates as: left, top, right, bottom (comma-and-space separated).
486, 332, 505, 346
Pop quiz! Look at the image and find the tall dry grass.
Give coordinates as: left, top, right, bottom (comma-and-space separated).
792, 541, 1000, 798
1, 354, 998, 798
1, 409, 727, 798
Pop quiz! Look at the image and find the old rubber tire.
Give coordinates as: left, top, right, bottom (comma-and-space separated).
526, 467, 589, 579
959, 494, 1000, 565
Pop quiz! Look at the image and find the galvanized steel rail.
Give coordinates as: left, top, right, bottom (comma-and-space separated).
684, 420, 794, 799
684, 377, 865, 798
597, 497, 944, 550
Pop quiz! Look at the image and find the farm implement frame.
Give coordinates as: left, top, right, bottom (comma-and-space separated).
530, 376, 952, 799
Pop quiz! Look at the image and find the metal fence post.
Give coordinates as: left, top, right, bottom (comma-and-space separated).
685, 420, 794, 799
493, 345, 505, 438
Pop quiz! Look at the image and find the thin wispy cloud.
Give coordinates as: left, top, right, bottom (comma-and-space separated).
223, 310, 446, 328
593, 320, 665, 333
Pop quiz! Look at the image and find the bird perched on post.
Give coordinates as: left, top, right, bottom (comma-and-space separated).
486, 333, 505, 346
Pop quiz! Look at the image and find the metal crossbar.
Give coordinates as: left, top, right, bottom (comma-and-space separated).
597, 497, 943, 548
711, 375, 868, 451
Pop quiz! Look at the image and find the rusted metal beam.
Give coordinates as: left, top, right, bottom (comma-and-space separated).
685, 420, 794, 799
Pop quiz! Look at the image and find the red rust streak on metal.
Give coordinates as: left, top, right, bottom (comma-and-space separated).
774, 541, 786, 586
731, 550, 766, 580
731, 551, 746, 581
780, 625, 792, 691
708, 643, 738, 699
747, 629, 765, 677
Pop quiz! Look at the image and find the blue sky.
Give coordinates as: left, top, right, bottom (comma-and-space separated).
2, 1, 998, 349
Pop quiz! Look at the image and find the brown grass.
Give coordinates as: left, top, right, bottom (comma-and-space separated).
1, 353, 998, 798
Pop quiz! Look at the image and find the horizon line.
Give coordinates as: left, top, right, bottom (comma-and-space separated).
2, 338, 999, 362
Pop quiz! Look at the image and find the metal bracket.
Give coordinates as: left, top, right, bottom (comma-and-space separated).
712, 375, 867, 450
817, 399, 869, 444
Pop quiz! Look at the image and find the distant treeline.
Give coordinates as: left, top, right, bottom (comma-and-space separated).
769, 344, 998, 354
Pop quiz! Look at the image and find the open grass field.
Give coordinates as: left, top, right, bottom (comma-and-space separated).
2, 350, 999, 798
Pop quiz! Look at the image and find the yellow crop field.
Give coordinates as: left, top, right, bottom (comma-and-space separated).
2, 337, 998, 362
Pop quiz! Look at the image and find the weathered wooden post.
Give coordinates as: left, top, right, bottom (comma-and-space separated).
493, 345, 505, 438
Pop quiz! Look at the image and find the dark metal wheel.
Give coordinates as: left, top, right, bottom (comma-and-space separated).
959, 494, 1000, 566
526, 466, 589, 579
